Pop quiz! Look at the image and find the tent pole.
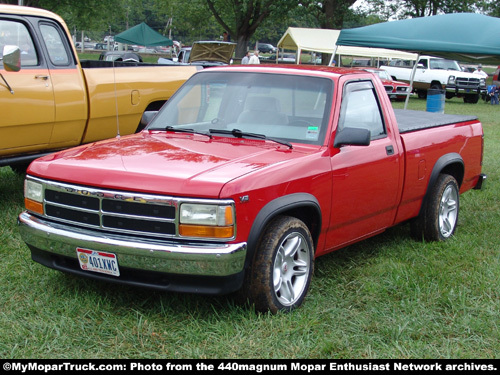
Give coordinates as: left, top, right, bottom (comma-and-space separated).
404, 53, 420, 110
329, 45, 338, 66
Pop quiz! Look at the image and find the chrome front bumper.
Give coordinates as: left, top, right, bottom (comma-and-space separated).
18, 211, 247, 278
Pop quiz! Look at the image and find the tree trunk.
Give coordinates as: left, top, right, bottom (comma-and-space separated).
235, 35, 251, 59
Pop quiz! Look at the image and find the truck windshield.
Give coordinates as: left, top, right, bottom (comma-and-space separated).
429, 58, 461, 71
147, 71, 333, 145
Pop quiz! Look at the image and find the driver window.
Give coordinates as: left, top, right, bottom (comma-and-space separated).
0, 20, 38, 67
338, 80, 386, 139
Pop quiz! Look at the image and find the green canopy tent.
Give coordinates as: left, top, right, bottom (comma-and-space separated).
115, 22, 173, 47
336, 13, 500, 64
335, 13, 500, 108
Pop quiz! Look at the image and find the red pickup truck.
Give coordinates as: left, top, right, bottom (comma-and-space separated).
18, 65, 486, 313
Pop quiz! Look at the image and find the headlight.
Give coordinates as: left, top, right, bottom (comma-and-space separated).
179, 203, 234, 239
448, 76, 456, 85
480, 78, 486, 87
24, 179, 44, 214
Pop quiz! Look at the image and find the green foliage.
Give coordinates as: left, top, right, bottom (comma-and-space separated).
1, 96, 499, 359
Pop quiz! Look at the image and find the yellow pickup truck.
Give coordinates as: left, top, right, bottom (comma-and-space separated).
0, 4, 197, 171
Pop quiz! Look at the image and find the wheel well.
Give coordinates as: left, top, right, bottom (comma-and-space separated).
440, 162, 464, 187
279, 205, 321, 247
430, 81, 443, 90
416, 154, 464, 219
245, 194, 322, 267
145, 100, 166, 112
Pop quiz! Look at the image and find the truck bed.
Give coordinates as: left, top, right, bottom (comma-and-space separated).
395, 109, 477, 133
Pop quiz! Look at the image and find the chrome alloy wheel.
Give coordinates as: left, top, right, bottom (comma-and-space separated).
272, 232, 311, 306
439, 184, 459, 238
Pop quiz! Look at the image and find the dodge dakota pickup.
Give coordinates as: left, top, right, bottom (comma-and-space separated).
381, 56, 487, 103
0, 4, 197, 171
18, 65, 486, 313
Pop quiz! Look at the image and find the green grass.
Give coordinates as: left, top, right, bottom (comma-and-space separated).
1, 96, 499, 359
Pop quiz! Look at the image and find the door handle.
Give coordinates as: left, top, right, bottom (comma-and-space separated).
386, 145, 394, 155
35, 75, 49, 80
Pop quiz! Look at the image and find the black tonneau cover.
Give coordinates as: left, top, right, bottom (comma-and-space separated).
394, 109, 478, 134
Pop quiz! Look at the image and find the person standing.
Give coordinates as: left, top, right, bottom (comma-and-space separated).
491, 85, 499, 105
248, 50, 260, 64
241, 51, 250, 64
473, 64, 488, 78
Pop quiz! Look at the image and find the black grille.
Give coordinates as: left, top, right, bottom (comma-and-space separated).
42, 186, 177, 238
102, 199, 175, 219
102, 216, 175, 235
45, 205, 100, 226
45, 190, 99, 210
455, 77, 481, 89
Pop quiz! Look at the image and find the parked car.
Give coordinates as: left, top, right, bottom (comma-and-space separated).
98, 51, 143, 62
94, 43, 108, 50
263, 53, 296, 63
358, 67, 411, 101
257, 43, 277, 54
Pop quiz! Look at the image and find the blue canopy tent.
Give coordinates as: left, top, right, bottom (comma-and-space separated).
335, 13, 500, 108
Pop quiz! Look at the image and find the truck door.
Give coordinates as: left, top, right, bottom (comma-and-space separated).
0, 18, 55, 155
38, 21, 87, 150
325, 79, 402, 250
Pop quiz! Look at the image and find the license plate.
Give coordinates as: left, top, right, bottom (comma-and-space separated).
77, 248, 120, 277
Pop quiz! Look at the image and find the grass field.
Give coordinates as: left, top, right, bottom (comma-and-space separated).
1, 96, 499, 359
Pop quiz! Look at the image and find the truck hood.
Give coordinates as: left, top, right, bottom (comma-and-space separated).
189, 41, 235, 64
28, 131, 310, 198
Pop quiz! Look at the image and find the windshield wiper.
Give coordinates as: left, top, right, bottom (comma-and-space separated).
209, 128, 292, 149
165, 126, 212, 139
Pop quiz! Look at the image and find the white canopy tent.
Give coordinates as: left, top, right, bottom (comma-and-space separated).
276, 27, 418, 65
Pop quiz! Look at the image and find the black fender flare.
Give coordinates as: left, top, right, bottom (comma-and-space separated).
245, 193, 322, 268
419, 152, 464, 216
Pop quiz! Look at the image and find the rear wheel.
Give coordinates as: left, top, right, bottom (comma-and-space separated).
411, 174, 460, 241
248, 216, 314, 313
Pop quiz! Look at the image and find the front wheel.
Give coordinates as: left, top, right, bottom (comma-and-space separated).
464, 94, 479, 104
249, 216, 314, 313
411, 174, 460, 241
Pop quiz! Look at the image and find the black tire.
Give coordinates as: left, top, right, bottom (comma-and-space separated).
247, 215, 314, 313
464, 94, 479, 104
411, 174, 460, 241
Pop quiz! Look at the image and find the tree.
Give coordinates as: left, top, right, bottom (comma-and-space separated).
1, 0, 122, 40
364, 0, 493, 19
205, 0, 299, 58
299, 0, 357, 29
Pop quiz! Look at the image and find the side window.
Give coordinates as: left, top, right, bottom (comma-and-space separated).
338, 81, 386, 139
0, 19, 38, 67
418, 58, 428, 69
40, 23, 69, 66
